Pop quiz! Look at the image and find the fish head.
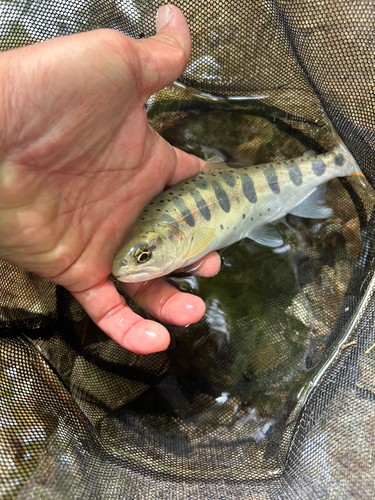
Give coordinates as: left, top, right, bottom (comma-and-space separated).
112, 220, 190, 282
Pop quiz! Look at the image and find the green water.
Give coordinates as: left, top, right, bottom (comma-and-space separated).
14, 82, 374, 483
132, 82, 375, 478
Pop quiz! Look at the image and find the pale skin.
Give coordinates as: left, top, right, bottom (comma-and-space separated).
0, 5, 221, 354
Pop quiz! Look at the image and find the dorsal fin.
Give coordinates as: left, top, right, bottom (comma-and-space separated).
201, 146, 228, 171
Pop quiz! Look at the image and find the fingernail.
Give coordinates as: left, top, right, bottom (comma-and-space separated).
156, 4, 174, 32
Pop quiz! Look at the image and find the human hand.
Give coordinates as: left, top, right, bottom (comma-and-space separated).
0, 5, 221, 354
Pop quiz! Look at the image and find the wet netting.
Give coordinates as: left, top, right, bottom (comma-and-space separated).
1, 1, 375, 499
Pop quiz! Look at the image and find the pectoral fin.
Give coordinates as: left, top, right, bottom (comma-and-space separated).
248, 224, 284, 248
289, 185, 333, 219
184, 227, 216, 259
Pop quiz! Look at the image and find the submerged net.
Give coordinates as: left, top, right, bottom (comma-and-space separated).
1, 1, 375, 498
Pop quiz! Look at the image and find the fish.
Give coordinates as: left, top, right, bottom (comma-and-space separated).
112, 143, 360, 282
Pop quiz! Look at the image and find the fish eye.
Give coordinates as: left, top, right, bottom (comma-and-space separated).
134, 245, 152, 264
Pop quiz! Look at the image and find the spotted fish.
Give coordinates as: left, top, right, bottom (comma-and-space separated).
112, 143, 360, 282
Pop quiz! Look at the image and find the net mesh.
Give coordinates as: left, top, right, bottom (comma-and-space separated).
1, 1, 375, 498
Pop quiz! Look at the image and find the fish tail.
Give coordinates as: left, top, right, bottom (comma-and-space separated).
347, 170, 365, 178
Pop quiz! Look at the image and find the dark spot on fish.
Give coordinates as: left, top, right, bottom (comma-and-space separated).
287, 162, 303, 186
212, 180, 231, 213
169, 192, 173, 195
242, 214, 246, 219
196, 178, 208, 190
241, 173, 257, 204
184, 181, 189, 184
159, 200, 164, 203
190, 189, 211, 221
222, 171, 236, 187
150, 202, 154, 205
251, 217, 253, 221
263, 164, 280, 194
141, 217, 145, 220
173, 197, 195, 227
220, 224, 224, 230
334, 153, 345, 166
259, 213, 262, 216
312, 158, 326, 176
156, 209, 161, 211
267, 208, 270, 211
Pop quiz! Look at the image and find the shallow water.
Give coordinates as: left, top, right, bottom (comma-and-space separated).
6, 83, 374, 485
133, 83, 375, 478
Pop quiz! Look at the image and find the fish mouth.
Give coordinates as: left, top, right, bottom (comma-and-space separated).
111, 270, 159, 283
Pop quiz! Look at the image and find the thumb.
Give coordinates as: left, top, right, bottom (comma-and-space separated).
136, 4, 191, 97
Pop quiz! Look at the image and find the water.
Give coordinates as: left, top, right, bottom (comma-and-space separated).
137, 82, 375, 478
25, 82, 375, 482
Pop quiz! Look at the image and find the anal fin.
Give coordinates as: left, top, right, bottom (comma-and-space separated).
289, 185, 333, 219
248, 224, 284, 248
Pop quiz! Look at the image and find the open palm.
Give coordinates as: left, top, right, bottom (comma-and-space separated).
0, 6, 220, 354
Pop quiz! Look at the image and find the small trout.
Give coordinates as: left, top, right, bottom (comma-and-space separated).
112, 143, 359, 282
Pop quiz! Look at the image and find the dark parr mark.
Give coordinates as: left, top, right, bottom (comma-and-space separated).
334, 153, 345, 167
195, 177, 208, 190
222, 171, 236, 187
173, 197, 195, 227
263, 164, 280, 194
212, 181, 231, 213
190, 190, 211, 221
287, 162, 303, 186
241, 173, 257, 204
312, 158, 326, 176
161, 214, 175, 224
